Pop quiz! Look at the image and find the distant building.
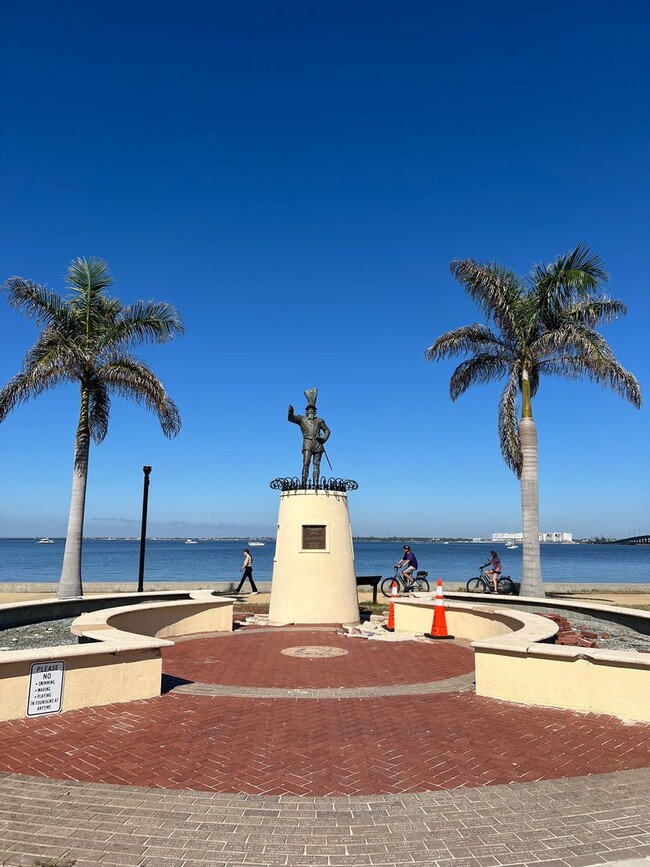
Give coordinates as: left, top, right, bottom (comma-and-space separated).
492, 531, 573, 543
492, 532, 522, 543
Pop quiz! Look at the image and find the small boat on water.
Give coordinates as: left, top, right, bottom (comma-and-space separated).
36, 537, 54, 544
184, 538, 198, 545
505, 543, 518, 549
248, 541, 265, 547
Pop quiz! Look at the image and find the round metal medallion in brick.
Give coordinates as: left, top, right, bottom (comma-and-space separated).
281, 645, 349, 658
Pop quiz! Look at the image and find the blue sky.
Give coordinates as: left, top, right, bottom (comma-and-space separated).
1, 0, 648, 539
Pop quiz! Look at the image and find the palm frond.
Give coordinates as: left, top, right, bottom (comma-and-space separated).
448, 354, 509, 400
518, 290, 546, 343
88, 380, 110, 444
0, 368, 69, 422
530, 244, 609, 326
498, 369, 522, 477
561, 298, 627, 328
112, 301, 185, 347
425, 324, 507, 361
2, 277, 67, 327
65, 258, 118, 344
23, 329, 87, 376
540, 355, 642, 408
66, 257, 114, 294
99, 356, 181, 437
598, 361, 642, 409
532, 323, 612, 366
450, 259, 524, 340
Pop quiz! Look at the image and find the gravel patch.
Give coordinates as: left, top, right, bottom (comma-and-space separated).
485, 602, 650, 651
0, 617, 77, 651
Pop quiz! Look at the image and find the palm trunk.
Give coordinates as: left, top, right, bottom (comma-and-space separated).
58, 390, 90, 599
518, 373, 543, 597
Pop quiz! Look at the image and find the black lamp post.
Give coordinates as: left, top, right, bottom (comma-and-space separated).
137, 466, 152, 592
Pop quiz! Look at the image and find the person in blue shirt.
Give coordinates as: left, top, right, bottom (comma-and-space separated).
395, 545, 418, 587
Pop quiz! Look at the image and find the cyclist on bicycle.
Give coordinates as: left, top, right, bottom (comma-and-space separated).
395, 545, 418, 588
482, 550, 502, 593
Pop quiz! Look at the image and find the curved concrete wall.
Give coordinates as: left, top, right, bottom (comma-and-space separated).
393, 597, 650, 722
393, 599, 557, 642
102, 599, 233, 639
474, 642, 650, 721
0, 592, 234, 722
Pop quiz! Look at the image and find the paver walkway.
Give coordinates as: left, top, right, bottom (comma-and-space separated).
0, 627, 649, 866
1, 769, 648, 867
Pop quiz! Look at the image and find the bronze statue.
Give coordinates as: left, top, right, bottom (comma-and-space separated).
288, 388, 331, 488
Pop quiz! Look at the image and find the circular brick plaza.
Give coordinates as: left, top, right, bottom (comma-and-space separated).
0, 627, 648, 797
0, 626, 649, 866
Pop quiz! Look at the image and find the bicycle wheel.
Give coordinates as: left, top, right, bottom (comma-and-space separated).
497, 576, 515, 595
466, 577, 485, 593
413, 576, 430, 592
380, 577, 399, 598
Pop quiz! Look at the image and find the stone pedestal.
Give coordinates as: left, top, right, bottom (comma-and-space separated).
268, 489, 360, 626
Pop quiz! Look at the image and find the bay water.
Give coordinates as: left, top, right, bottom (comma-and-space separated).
1, 539, 648, 586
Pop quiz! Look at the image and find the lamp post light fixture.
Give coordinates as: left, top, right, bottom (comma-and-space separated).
137, 466, 152, 593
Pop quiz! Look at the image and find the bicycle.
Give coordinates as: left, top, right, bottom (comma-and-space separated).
380, 566, 430, 597
466, 566, 515, 595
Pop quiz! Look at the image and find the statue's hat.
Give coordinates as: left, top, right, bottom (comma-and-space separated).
304, 387, 318, 409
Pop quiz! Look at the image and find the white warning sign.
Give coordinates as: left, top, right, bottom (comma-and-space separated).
27, 660, 65, 716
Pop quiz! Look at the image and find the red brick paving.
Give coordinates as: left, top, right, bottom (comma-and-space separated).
163, 629, 474, 686
0, 629, 648, 797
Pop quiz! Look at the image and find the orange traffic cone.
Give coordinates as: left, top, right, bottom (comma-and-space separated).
424, 578, 454, 640
383, 579, 399, 632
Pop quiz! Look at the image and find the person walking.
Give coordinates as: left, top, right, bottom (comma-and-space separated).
235, 548, 258, 594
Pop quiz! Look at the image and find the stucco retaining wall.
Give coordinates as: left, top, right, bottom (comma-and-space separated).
77, 597, 234, 639
0, 589, 200, 628
0, 592, 234, 721
394, 597, 650, 722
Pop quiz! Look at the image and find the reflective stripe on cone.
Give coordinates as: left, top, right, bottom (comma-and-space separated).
424, 578, 454, 640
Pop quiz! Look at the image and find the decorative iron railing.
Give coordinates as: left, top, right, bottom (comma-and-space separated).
269, 477, 358, 492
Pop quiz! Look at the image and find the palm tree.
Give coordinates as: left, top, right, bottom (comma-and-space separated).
425, 244, 641, 597
0, 257, 184, 598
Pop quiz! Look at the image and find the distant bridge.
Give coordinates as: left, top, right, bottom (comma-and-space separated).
614, 535, 650, 545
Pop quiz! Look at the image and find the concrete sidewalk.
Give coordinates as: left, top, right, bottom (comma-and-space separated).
1, 768, 648, 866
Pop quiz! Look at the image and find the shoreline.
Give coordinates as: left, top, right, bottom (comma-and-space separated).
1, 580, 648, 591
0, 582, 649, 609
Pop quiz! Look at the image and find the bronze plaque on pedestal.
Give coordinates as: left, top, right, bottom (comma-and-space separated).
302, 524, 326, 549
